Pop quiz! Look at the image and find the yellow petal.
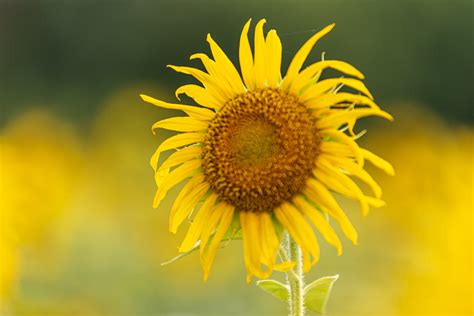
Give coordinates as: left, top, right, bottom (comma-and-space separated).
274, 261, 296, 272
240, 211, 258, 282
253, 19, 267, 88
239, 19, 255, 90
153, 159, 202, 207
314, 160, 370, 216
300, 79, 373, 103
317, 109, 394, 130
289, 60, 365, 94
150, 132, 204, 171
265, 29, 282, 87
275, 203, 320, 263
179, 193, 218, 253
199, 202, 227, 255
305, 93, 379, 110
259, 212, 280, 267
202, 203, 234, 281
313, 165, 353, 196
140, 94, 215, 121
281, 23, 336, 90
190, 53, 235, 99
339, 161, 383, 200
293, 195, 342, 255
304, 179, 358, 244
153, 167, 170, 190
206, 35, 245, 94
175, 84, 222, 110
167, 65, 228, 101
157, 146, 202, 173
241, 211, 272, 282
320, 141, 353, 157
321, 129, 363, 166
170, 181, 209, 233
152, 117, 208, 134
169, 174, 204, 221
366, 197, 386, 208
361, 148, 395, 176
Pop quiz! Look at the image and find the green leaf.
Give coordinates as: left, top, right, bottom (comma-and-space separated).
304, 275, 339, 314
256, 279, 289, 302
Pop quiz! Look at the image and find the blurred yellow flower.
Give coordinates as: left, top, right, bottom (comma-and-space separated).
87, 86, 204, 277
0, 110, 83, 310
0, 110, 82, 245
368, 108, 473, 316
86, 85, 162, 214
142, 19, 393, 282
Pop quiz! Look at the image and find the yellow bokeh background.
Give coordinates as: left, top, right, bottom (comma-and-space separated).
1, 90, 472, 316
1, 1, 472, 315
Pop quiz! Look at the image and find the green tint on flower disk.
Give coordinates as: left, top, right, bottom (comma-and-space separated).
141, 18, 394, 282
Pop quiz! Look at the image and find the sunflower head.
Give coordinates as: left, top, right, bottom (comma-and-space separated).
202, 88, 320, 213
142, 19, 393, 282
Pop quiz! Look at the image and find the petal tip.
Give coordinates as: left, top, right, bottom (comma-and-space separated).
255, 19, 267, 31
152, 197, 159, 208
245, 274, 253, 285
169, 222, 179, 234
385, 112, 395, 121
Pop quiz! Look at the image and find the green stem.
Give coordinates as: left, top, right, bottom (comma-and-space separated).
285, 233, 305, 316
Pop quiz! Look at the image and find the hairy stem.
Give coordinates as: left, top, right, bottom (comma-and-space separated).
285, 233, 305, 316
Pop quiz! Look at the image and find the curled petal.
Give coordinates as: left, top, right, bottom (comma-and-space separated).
290, 60, 365, 94
175, 85, 221, 110
254, 19, 267, 88
281, 23, 336, 90
141, 94, 215, 120
300, 78, 373, 103
239, 19, 255, 90
361, 148, 395, 175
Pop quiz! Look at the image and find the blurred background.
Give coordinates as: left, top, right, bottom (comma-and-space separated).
0, 1, 472, 315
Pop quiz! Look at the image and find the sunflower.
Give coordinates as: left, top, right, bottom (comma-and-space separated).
141, 19, 393, 282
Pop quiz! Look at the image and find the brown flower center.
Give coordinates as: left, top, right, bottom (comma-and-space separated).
201, 88, 320, 212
